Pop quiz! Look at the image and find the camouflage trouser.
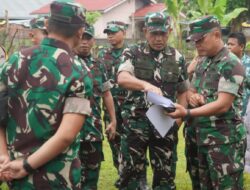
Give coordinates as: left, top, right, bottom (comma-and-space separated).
106, 116, 123, 171
8, 158, 81, 190
79, 141, 104, 190
118, 117, 178, 190
197, 139, 246, 190
184, 124, 200, 190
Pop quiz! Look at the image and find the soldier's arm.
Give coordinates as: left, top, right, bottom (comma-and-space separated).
168, 92, 236, 119
0, 91, 8, 157
187, 92, 235, 117
103, 90, 116, 140
168, 60, 243, 118
1, 71, 92, 179
0, 126, 11, 181
118, 71, 162, 95
0, 65, 11, 180
0, 112, 87, 179
26, 112, 86, 169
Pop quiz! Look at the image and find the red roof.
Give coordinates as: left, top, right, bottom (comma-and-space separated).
133, 3, 165, 18
30, 0, 123, 15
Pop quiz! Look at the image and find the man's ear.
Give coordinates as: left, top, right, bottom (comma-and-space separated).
122, 30, 126, 36
240, 43, 245, 52
44, 19, 49, 30
214, 29, 222, 39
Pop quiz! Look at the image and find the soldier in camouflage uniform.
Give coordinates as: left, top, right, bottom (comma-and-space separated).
0, 1, 92, 189
168, 16, 247, 189
98, 21, 150, 188
29, 16, 48, 45
74, 25, 116, 189
117, 12, 189, 189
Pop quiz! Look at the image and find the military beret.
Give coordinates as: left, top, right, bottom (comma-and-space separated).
103, 21, 128, 33
50, 1, 86, 26
144, 12, 171, 33
187, 15, 220, 42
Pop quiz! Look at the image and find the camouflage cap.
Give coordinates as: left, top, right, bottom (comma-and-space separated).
103, 21, 128, 33
84, 25, 95, 37
50, 1, 86, 26
187, 15, 220, 42
144, 12, 171, 33
30, 16, 48, 30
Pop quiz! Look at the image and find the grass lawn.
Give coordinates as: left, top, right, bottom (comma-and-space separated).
1, 125, 250, 190
98, 125, 250, 190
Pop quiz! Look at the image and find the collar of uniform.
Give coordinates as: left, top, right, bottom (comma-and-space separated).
78, 53, 92, 60
41, 38, 72, 55
84, 54, 95, 66
209, 47, 228, 63
110, 45, 127, 58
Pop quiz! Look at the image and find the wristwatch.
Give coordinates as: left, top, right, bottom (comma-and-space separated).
23, 158, 36, 173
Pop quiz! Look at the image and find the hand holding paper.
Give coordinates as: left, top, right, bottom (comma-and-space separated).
146, 91, 176, 137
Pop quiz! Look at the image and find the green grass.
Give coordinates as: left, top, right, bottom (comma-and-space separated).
98, 125, 250, 189
1, 125, 250, 190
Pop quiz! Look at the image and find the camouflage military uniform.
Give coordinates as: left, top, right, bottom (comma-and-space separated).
184, 16, 247, 190
77, 52, 110, 189
98, 21, 130, 175
118, 40, 189, 189
188, 47, 247, 189
98, 45, 126, 169
0, 2, 92, 189
0, 37, 92, 190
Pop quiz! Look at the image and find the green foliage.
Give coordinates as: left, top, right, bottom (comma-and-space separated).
86, 11, 101, 25
164, 0, 185, 50
226, 0, 248, 13
246, 41, 250, 50
190, 0, 248, 26
223, 8, 248, 26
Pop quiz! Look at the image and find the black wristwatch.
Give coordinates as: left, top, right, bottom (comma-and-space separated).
183, 109, 191, 121
23, 158, 36, 173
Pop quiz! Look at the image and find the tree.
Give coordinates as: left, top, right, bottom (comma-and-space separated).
164, 0, 185, 50
86, 11, 101, 25
189, 0, 248, 27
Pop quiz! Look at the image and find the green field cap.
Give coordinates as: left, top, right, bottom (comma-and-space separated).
187, 15, 220, 42
103, 21, 128, 33
50, 1, 86, 26
144, 12, 171, 32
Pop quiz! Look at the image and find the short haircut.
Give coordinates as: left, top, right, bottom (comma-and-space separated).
228, 32, 246, 48
47, 19, 81, 38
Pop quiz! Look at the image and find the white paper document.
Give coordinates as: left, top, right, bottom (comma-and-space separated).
146, 92, 176, 137
147, 91, 175, 109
